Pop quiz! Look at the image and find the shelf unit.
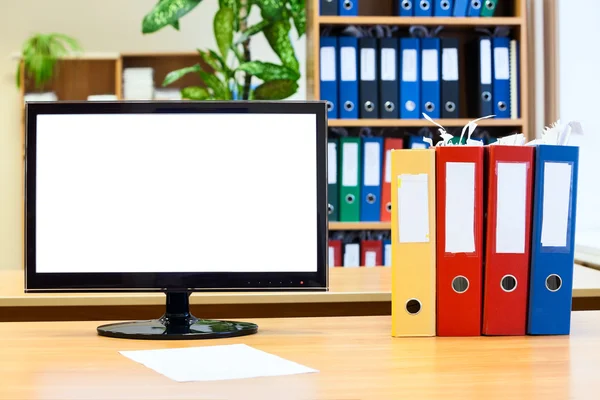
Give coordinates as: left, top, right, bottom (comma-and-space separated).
329, 222, 391, 231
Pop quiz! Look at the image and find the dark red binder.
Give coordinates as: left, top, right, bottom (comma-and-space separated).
360, 240, 383, 267
482, 146, 534, 335
328, 239, 342, 268
436, 146, 484, 336
380, 138, 404, 222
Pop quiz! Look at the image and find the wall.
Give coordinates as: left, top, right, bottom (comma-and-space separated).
0, 0, 306, 270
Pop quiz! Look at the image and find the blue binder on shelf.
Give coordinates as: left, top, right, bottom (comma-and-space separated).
384, 239, 392, 266
420, 37, 441, 119
492, 36, 511, 118
320, 36, 339, 120
453, 0, 469, 16
360, 136, 383, 221
528, 144, 579, 335
408, 136, 430, 149
434, 0, 453, 16
415, 0, 433, 16
397, 0, 414, 15
399, 38, 420, 119
339, 36, 359, 119
467, 0, 482, 16
339, 0, 358, 16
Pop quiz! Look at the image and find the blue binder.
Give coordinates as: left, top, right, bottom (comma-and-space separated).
434, 0, 453, 16
453, 0, 469, 16
360, 137, 384, 222
399, 38, 420, 119
338, 36, 359, 119
467, 0, 482, 16
320, 36, 339, 120
397, 0, 414, 15
415, 0, 433, 16
420, 37, 441, 119
492, 37, 511, 118
409, 136, 430, 149
383, 239, 392, 266
528, 145, 579, 335
339, 0, 358, 16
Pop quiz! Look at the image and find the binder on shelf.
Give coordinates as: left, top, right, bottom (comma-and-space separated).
397, 0, 414, 16
415, 0, 433, 16
391, 149, 436, 337
361, 137, 384, 222
436, 146, 484, 337
384, 239, 392, 266
320, 36, 339, 120
381, 138, 405, 222
344, 242, 361, 267
528, 145, 579, 335
409, 136, 431, 149
328, 239, 343, 267
361, 240, 383, 267
399, 38, 421, 119
441, 38, 460, 119
379, 38, 399, 119
493, 37, 511, 119
481, 0, 498, 17
434, 0, 453, 16
359, 38, 379, 119
482, 145, 534, 336
328, 138, 340, 222
320, 0, 339, 15
467, 0, 482, 16
471, 37, 493, 117
339, 0, 358, 16
421, 37, 441, 119
510, 39, 520, 119
340, 137, 362, 222
339, 36, 359, 119
453, 0, 469, 16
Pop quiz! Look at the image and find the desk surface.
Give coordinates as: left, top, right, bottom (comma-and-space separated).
2, 264, 600, 308
1, 313, 600, 400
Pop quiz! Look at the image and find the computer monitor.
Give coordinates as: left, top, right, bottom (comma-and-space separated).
25, 101, 328, 340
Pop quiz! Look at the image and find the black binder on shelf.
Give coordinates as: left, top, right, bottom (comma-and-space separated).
441, 38, 460, 119
378, 38, 399, 119
320, 0, 339, 15
359, 37, 379, 119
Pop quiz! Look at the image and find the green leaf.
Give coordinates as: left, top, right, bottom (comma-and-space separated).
181, 86, 210, 100
219, 0, 240, 31
162, 64, 201, 86
253, 79, 298, 100
214, 6, 235, 58
237, 61, 299, 82
170, 20, 180, 30
254, 0, 286, 20
142, 0, 203, 34
199, 70, 231, 100
263, 20, 300, 73
234, 19, 270, 46
288, 0, 306, 37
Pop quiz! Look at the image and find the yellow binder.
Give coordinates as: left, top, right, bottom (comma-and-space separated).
391, 149, 436, 337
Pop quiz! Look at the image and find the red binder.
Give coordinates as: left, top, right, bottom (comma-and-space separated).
328, 240, 342, 267
482, 146, 534, 335
380, 138, 404, 221
436, 146, 484, 336
360, 240, 382, 267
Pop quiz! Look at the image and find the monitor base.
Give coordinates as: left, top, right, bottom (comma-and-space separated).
97, 291, 258, 340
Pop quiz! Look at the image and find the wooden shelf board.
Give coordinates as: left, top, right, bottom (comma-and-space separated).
319, 16, 524, 26
329, 222, 391, 231
328, 118, 524, 128
11, 51, 120, 60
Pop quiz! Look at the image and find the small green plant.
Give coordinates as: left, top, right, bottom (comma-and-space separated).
16, 33, 82, 90
142, 0, 305, 100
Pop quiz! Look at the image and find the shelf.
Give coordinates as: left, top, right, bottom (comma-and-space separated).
318, 16, 524, 26
328, 118, 524, 128
329, 222, 391, 231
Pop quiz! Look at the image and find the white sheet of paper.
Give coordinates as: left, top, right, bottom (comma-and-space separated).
445, 162, 476, 253
496, 162, 527, 253
422, 49, 439, 82
328, 142, 337, 184
365, 251, 377, 267
480, 39, 492, 85
342, 142, 358, 187
412, 142, 427, 149
384, 244, 391, 266
343, 243, 360, 267
328, 246, 336, 267
340, 46, 357, 82
320, 47, 336, 82
398, 173, 430, 243
363, 142, 381, 186
120, 344, 318, 383
494, 46, 510, 80
541, 162, 573, 247
442, 48, 459, 82
402, 49, 417, 82
360, 48, 376, 81
381, 48, 397, 81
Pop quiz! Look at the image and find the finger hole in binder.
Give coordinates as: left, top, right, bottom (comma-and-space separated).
326, 0, 333, 3
482, 92, 491, 102
326, 101, 334, 111
364, 101, 374, 112
498, 101, 507, 111
402, 0, 412, 9
328, 203, 334, 215
420, 0, 430, 10
445, 101, 456, 113
485, 0, 494, 10
501, 275, 517, 292
344, 101, 355, 112
471, 0, 481, 9
343, 0, 352, 10
405, 299, 422, 315
425, 102, 435, 112
546, 274, 562, 292
386, 202, 392, 212
441, 0, 450, 10
366, 193, 376, 204
345, 194, 355, 204
384, 101, 395, 112
452, 276, 469, 294
405, 100, 416, 112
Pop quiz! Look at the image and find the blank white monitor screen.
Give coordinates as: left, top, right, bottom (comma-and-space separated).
35, 113, 318, 274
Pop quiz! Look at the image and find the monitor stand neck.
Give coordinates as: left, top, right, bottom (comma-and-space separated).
159, 291, 197, 332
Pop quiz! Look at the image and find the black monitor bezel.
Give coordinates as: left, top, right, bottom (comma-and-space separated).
25, 101, 328, 293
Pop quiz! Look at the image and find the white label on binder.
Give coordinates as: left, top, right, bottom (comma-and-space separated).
381, 48, 397, 81
422, 49, 438, 82
494, 46, 510, 80
365, 251, 377, 267
328, 246, 336, 267
402, 49, 417, 82
344, 244, 360, 267
341, 47, 357, 82
496, 162, 527, 253
398, 173, 430, 243
384, 244, 391, 266
320, 46, 336, 82
442, 48, 459, 81
385, 150, 392, 183
328, 142, 337, 184
445, 162, 476, 253
360, 48, 376, 81
342, 142, 358, 187
480, 39, 492, 85
541, 162, 572, 247
412, 142, 427, 149
364, 142, 381, 186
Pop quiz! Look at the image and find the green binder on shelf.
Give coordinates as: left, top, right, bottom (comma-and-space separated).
339, 136, 361, 222
481, 0, 498, 17
328, 138, 340, 222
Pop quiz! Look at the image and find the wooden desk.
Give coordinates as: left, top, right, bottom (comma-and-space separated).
2, 265, 600, 321
1, 313, 600, 400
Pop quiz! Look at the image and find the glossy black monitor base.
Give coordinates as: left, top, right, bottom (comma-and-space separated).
97, 291, 258, 340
